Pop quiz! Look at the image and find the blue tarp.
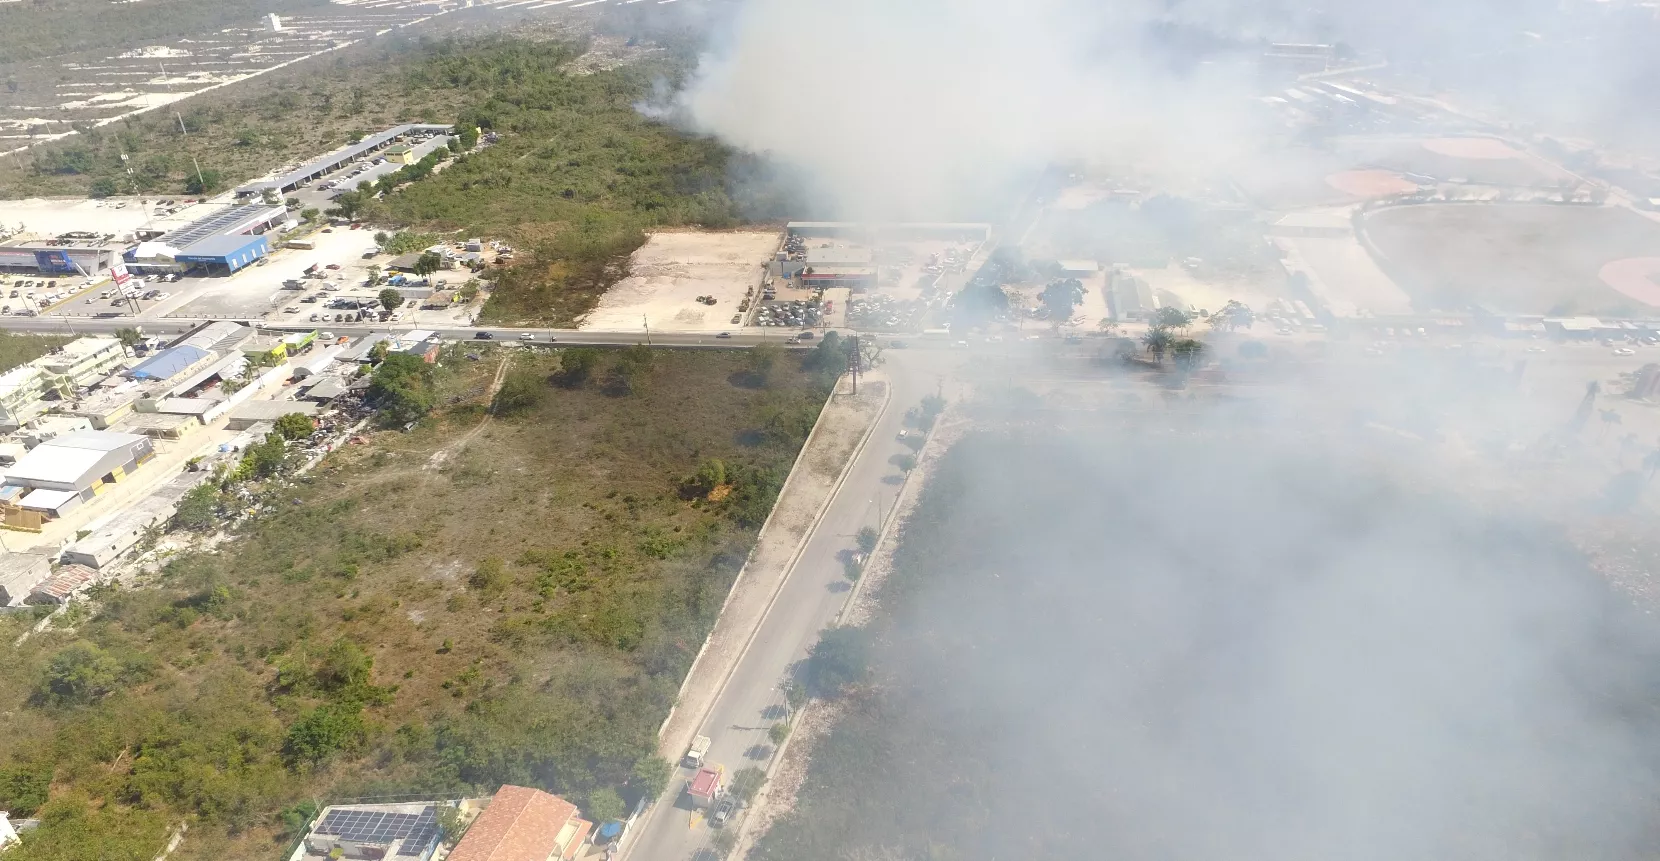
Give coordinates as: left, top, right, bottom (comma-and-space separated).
130, 345, 210, 380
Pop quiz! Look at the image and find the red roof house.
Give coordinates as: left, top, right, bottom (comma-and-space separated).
448, 785, 592, 861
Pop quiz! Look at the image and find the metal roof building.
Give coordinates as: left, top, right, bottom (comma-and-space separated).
235, 124, 454, 196
130, 345, 213, 381
5, 429, 154, 496
174, 233, 270, 274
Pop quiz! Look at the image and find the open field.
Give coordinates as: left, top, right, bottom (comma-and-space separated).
579, 231, 775, 333
0, 346, 833, 861
755, 423, 1660, 861
1363, 202, 1660, 315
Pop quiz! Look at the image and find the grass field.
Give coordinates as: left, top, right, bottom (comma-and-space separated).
0, 333, 69, 373
755, 426, 1660, 861
1362, 202, 1660, 315
0, 346, 832, 861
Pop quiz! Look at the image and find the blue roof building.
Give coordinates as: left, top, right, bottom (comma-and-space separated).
174, 233, 269, 274
130, 346, 212, 381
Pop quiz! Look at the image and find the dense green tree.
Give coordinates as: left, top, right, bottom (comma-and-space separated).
413, 251, 443, 279
274, 413, 315, 440
378, 287, 404, 312
38, 642, 150, 705
282, 703, 368, 765
585, 787, 626, 824
492, 368, 545, 416
368, 352, 436, 427
171, 482, 221, 531
805, 626, 871, 696
1038, 278, 1085, 321
183, 168, 222, 195
556, 348, 601, 387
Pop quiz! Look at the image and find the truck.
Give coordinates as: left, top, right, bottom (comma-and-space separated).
686, 766, 723, 809
684, 735, 711, 769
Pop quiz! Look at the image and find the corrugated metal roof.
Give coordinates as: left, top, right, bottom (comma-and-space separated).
130, 345, 211, 380
177, 233, 268, 260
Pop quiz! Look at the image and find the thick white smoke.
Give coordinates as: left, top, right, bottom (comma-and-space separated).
668, 0, 1268, 220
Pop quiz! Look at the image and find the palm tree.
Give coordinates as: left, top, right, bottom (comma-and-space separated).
1600, 408, 1622, 439
1141, 327, 1174, 364
1644, 442, 1660, 485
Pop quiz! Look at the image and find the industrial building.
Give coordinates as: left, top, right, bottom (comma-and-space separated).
61, 469, 207, 569
785, 222, 992, 242
0, 553, 51, 606
234, 123, 454, 198
226, 400, 316, 430
2, 429, 155, 517
125, 204, 285, 275
0, 233, 126, 276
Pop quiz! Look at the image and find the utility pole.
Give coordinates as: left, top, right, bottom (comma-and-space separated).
847, 334, 860, 395
174, 111, 206, 194
642, 314, 651, 346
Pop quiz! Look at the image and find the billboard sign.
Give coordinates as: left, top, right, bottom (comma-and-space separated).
111, 263, 131, 287
33, 250, 73, 273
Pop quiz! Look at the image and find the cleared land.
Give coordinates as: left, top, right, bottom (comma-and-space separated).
0, 346, 835, 861
755, 426, 1660, 861
1363, 203, 1660, 315
579, 231, 776, 333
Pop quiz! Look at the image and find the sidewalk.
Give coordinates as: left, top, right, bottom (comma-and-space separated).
655, 372, 890, 762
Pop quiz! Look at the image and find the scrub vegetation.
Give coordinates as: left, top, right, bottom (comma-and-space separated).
0, 347, 836, 861
0, 29, 799, 325
0, 333, 69, 373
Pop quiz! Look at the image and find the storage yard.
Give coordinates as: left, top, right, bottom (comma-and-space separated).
578, 231, 777, 333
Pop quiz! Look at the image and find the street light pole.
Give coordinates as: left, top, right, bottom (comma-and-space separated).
642, 314, 651, 346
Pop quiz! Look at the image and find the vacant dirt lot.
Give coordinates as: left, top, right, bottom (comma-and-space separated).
1363, 203, 1660, 315
579, 231, 777, 333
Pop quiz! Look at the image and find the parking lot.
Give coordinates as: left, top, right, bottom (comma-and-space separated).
279, 134, 456, 214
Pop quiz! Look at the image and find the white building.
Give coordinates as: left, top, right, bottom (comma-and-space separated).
0, 365, 48, 428
30, 337, 124, 391
0, 810, 18, 851
3, 430, 155, 518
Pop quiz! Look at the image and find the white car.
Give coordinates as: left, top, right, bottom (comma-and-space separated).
1614, 347, 1636, 356
518, 332, 534, 341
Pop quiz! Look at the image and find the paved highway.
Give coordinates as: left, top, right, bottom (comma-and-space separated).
621, 348, 958, 861
0, 314, 938, 350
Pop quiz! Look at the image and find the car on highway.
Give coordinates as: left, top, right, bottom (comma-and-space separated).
474, 332, 493, 340
798, 331, 815, 340
1614, 347, 1636, 356
1524, 346, 1547, 353
518, 333, 534, 341
716, 332, 732, 339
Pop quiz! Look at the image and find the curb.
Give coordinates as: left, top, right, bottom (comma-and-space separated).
835, 400, 953, 625
728, 401, 954, 860
622, 372, 892, 860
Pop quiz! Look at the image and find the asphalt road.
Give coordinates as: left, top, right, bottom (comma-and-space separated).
621, 348, 957, 861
